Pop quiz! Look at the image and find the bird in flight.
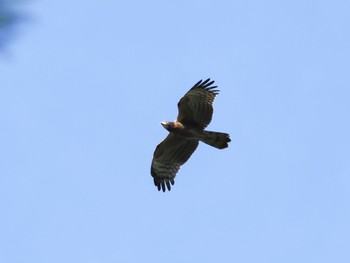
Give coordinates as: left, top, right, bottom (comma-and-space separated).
150, 78, 231, 192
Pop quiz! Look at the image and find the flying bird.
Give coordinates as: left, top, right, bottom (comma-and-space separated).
151, 78, 231, 192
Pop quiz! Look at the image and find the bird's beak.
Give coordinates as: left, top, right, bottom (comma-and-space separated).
160, 121, 167, 127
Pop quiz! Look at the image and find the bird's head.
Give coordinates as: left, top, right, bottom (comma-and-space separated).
161, 121, 173, 131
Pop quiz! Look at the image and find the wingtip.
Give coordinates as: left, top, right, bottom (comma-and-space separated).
191, 78, 218, 94
154, 178, 174, 192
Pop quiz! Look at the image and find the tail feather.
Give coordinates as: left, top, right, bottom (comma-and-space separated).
201, 131, 231, 149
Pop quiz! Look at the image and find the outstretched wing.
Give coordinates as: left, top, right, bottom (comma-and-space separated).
177, 78, 219, 129
151, 133, 199, 192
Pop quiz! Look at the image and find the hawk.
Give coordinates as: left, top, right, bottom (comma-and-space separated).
151, 78, 231, 192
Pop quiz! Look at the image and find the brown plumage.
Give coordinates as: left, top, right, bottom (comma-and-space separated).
151, 79, 231, 192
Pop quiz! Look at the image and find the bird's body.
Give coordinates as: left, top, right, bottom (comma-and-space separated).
151, 79, 231, 192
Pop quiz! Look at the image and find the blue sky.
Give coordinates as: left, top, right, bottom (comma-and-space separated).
1, 0, 350, 262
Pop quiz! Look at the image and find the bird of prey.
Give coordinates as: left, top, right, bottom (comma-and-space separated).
150, 78, 231, 192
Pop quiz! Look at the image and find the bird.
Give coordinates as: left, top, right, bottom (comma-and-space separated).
150, 78, 231, 192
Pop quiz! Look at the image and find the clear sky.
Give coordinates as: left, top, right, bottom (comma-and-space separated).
1, 1, 350, 262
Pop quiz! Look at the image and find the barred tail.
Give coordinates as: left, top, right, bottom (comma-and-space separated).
201, 131, 231, 149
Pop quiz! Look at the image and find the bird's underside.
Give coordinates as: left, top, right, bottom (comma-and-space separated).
151, 78, 231, 192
